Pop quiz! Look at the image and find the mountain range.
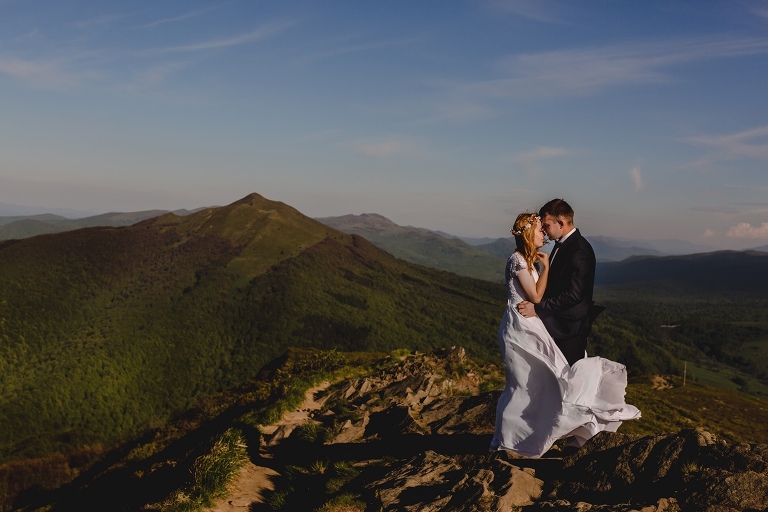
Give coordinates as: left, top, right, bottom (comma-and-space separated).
1, 192, 767, 511
0, 209, 200, 240
3, 209, 763, 278
315, 213, 506, 281
316, 213, 767, 284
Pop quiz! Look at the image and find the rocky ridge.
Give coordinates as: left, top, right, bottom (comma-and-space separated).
252, 348, 768, 512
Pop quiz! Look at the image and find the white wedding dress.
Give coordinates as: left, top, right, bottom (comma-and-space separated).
489, 252, 640, 457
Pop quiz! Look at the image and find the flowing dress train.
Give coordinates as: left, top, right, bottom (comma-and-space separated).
489, 252, 640, 457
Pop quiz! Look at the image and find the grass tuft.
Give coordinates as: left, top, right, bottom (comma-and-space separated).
160, 428, 247, 512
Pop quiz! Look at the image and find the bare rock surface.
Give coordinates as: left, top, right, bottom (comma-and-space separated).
367, 450, 543, 511
213, 349, 768, 512
538, 427, 768, 511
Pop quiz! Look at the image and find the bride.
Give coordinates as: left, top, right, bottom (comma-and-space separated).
489, 212, 640, 457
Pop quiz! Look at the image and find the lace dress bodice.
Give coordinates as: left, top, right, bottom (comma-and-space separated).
505, 252, 538, 304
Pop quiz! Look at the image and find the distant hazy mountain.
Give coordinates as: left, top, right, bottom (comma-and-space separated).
596, 250, 768, 295
475, 237, 518, 260
316, 214, 504, 282
463, 234, 715, 261
749, 243, 768, 252
0, 209, 197, 240
589, 236, 664, 261
317, 215, 765, 281
599, 236, 716, 255
451, 235, 501, 246
0, 201, 95, 218
0, 213, 69, 226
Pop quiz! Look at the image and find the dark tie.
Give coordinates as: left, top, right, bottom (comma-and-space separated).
550, 240, 562, 263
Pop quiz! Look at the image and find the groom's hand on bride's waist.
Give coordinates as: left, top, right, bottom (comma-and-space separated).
517, 301, 536, 318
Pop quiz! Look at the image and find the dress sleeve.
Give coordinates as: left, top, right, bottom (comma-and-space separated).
509, 252, 527, 276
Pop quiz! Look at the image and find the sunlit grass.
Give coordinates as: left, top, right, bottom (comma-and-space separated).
160, 428, 248, 512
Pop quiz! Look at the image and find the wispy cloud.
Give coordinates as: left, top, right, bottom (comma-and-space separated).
74, 14, 125, 31
0, 19, 296, 93
692, 202, 768, 217
127, 60, 192, 89
137, 7, 214, 30
345, 138, 420, 159
691, 206, 739, 214
297, 36, 417, 64
685, 125, 768, 164
511, 146, 574, 174
17, 27, 41, 42
0, 56, 86, 88
463, 37, 768, 97
488, 0, 572, 23
629, 163, 644, 192
149, 20, 296, 54
752, 5, 768, 22
726, 221, 768, 238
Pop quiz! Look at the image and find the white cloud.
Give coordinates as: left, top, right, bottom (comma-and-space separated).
704, 229, 717, 237
752, 6, 768, 21
629, 164, 644, 192
150, 21, 296, 54
0, 56, 85, 88
74, 14, 125, 31
138, 7, 214, 30
125, 60, 192, 90
511, 146, 574, 174
685, 125, 768, 163
463, 36, 768, 97
726, 222, 768, 238
488, 0, 570, 23
17, 27, 41, 42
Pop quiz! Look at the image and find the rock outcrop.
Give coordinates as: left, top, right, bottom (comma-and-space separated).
255, 348, 768, 512
542, 427, 768, 511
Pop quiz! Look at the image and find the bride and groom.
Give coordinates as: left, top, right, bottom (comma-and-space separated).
490, 198, 640, 458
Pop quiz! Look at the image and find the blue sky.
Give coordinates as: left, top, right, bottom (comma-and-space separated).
1, 0, 767, 249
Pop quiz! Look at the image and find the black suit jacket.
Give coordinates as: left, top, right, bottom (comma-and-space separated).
534, 229, 597, 354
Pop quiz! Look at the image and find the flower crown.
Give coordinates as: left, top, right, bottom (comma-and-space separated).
510, 214, 540, 236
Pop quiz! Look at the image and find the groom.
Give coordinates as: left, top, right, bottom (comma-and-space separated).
518, 198, 599, 366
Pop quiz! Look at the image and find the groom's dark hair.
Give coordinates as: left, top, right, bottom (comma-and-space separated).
539, 198, 574, 222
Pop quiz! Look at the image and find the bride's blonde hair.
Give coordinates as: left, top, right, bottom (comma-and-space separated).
511, 212, 540, 274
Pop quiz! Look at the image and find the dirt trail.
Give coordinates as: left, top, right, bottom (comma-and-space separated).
204, 381, 331, 511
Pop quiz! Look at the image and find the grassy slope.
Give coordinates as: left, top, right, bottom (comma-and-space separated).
317, 214, 505, 282
589, 286, 768, 399
622, 375, 768, 445
0, 194, 504, 461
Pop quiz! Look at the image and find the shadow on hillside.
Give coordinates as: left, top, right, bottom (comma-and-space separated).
12, 401, 265, 512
